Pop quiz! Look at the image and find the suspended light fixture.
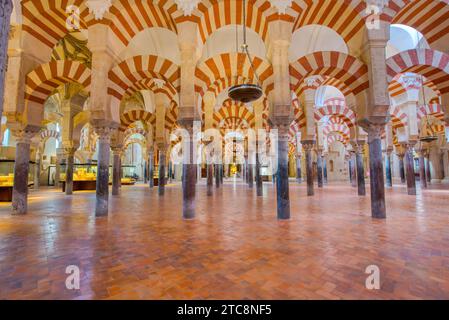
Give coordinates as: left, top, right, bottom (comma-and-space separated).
228, 0, 263, 104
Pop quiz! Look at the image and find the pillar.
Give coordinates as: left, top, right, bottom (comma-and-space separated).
419, 151, 427, 189
207, 164, 213, 196
180, 124, 196, 219
398, 153, 406, 183
355, 144, 366, 196
296, 155, 302, 183
426, 155, 431, 183
63, 147, 76, 195
404, 144, 416, 195
112, 147, 122, 196
93, 124, 113, 217
148, 150, 154, 188
323, 156, 328, 184
255, 147, 263, 197
275, 124, 290, 220
0, 0, 13, 116
385, 150, 393, 187
348, 157, 353, 185
351, 152, 357, 188
158, 147, 166, 196
364, 123, 386, 219
303, 141, 315, 196
11, 127, 39, 215
248, 162, 254, 188
215, 164, 220, 188
34, 150, 41, 190
317, 150, 323, 188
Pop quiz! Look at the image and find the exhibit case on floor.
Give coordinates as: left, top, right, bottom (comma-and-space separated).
59, 163, 112, 192
121, 165, 137, 185
0, 160, 35, 201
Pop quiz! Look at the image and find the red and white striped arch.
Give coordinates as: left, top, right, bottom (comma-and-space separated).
417, 103, 445, 120
108, 55, 180, 101
386, 49, 449, 94
292, 0, 367, 49
22, 0, 89, 49
165, 101, 179, 131
384, 0, 449, 45
129, 78, 178, 103
389, 105, 408, 129
290, 51, 369, 97
314, 105, 356, 128
327, 133, 348, 146
120, 109, 156, 131
195, 0, 274, 43
25, 60, 91, 105
124, 127, 148, 144
295, 75, 353, 98
39, 129, 61, 146
103, 0, 179, 47
195, 53, 274, 97
212, 100, 256, 129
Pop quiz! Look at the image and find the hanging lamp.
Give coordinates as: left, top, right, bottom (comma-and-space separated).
228, 0, 263, 103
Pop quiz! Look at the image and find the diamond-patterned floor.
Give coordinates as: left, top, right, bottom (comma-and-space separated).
1, 180, 449, 299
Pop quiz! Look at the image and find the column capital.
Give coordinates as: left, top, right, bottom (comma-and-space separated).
301, 140, 316, 151
358, 118, 388, 143
91, 120, 118, 144
11, 125, 41, 144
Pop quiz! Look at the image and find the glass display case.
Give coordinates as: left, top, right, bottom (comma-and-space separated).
59, 163, 111, 192
121, 165, 137, 185
0, 160, 35, 202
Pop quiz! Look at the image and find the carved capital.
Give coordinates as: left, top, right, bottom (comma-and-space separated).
270, 0, 292, 15
11, 125, 41, 145
301, 140, 316, 152
86, 0, 112, 20
175, 0, 200, 16
91, 120, 118, 144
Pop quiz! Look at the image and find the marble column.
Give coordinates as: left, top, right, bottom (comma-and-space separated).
0, 0, 13, 116
12, 127, 39, 215
398, 153, 406, 183
215, 164, 220, 188
404, 144, 416, 195
207, 164, 213, 196
419, 152, 427, 189
296, 155, 302, 183
143, 160, 148, 184
181, 126, 196, 220
242, 162, 246, 182
323, 156, 328, 184
276, 125, 290, 220
350, 153, 357, 188
248, 162, 254, 189
64, 147, 76, 195
158, 148, 166, 196
34, 150, 41, 190
364, 123, 386, 219
220, 164, 224, 184
148, 151, 154, 188
112, 147, 122, 196
93, 125, 113, 217
255, 148, 263, 197
55, 149, 63, 187
348, 158, 353, 185
385, 151, 393, 187
303, 141, 315, 196
355, 144, 366, 196
425, 155, 431, 183
317, 151, 323, 188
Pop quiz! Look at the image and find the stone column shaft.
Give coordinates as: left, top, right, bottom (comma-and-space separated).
356, 147, 366, 196
112, 149, 122, 196
34, 151, 41, 190
182, 138, 196, 219
276, 130, 290, 220
405, 145, 416, 195
93, 125, 113, 217
317, 152, 323, 188
158, 150, 166, 196
12, 142, 31, 215
207, 164, 213, 196
64, 149, 76, 195
323, 157, 328, 184
426, 157, 431, 183
256, 151, 263, 197
385, 152, 393, 187
303, 142, 315, 196
351, 154, 357, 188
398, 155, 406, 183
419, 154, 427, 189
148, 152, 154, 188
366, 124, 386, 219
296, 156, 302, 183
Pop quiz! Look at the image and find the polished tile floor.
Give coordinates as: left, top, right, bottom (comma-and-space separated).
1, 180, 449, 300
